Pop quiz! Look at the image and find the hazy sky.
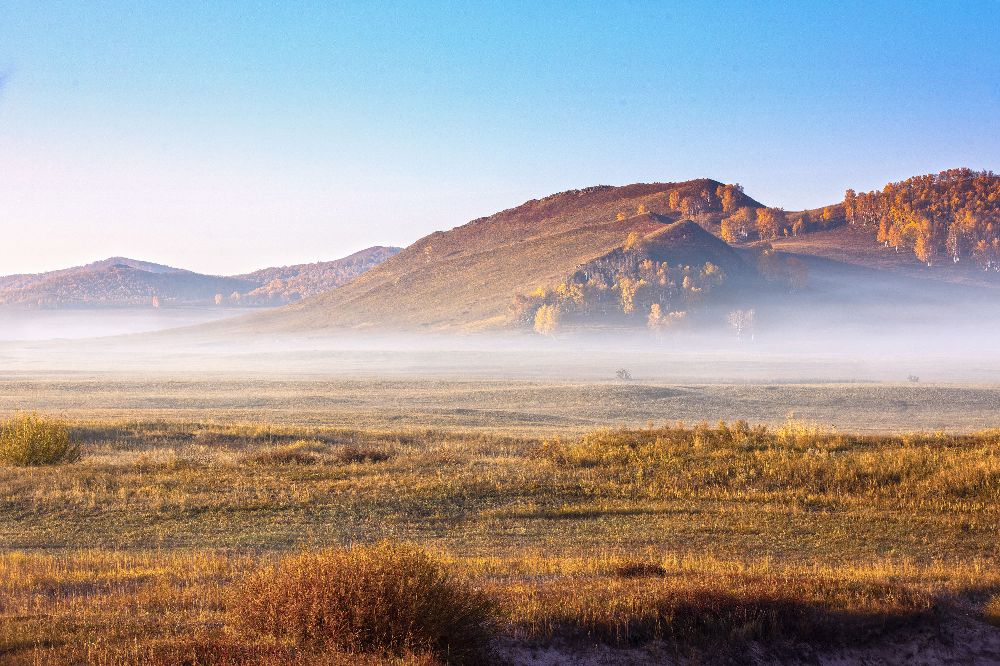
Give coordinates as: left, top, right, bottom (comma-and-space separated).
1, 2, 998, 275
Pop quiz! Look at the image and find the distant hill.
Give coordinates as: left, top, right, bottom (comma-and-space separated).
0, 247, 400, 309
235, 247, 401, 304
237, 179, 772, 332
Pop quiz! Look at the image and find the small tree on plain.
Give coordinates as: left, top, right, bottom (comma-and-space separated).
728, 308, 756, 341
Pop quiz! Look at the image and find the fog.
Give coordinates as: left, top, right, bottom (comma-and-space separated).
1, 306, 999, 385
0, 307, 249, 342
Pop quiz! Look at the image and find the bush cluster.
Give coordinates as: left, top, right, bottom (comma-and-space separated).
229, 542, 493, 664
0, 413, 79, 466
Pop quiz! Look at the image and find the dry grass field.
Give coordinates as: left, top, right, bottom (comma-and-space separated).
0, 412, 999, 664
2, 376, 1000, 435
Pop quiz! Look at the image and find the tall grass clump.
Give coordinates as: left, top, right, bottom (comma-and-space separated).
229, 542, 494, 664
0, 413, 79, 466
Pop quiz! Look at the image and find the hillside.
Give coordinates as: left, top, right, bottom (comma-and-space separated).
0, 247, 399, 309
239, 180, 770, 332
236, 246, 401, 304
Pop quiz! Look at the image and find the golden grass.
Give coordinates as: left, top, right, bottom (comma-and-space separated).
0, 419, 998, 663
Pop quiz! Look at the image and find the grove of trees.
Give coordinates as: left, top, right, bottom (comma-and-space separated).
844, 168, 1000, 269
511, 238, 727, 334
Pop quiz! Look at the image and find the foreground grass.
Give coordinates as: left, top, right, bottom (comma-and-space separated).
0, 420, 998, 663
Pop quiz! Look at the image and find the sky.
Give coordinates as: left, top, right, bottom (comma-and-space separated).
0, 1, 998, 275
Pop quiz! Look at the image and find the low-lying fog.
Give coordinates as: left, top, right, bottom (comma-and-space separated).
0, 307, 251, 342
1, 304, 999, 385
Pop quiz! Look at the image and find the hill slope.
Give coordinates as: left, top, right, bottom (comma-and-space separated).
235, 246, 401, 304
0, 247, 400, 308
242, 180, 764, 331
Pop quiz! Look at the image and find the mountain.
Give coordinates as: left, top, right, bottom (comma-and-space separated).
240, 179, 769, 332
0, 247, 400, 309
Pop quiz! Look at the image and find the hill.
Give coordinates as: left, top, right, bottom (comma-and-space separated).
0, 247, 400, 309
239, 179, 772, 332
235, 246, 401, 304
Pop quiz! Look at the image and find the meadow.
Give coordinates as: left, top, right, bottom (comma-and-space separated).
0, 412, 998, 664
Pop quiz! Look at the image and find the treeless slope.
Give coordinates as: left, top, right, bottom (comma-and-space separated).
239, 180, 758, 331
638, 220, 749, 276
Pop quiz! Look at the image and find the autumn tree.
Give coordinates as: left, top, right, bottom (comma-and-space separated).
755, 207, 787, 240
716, 183, 744, 214
623, 231, 641, 251
533, 304, 560, 335
616, 276, 645, 314
721, 207, 754, 243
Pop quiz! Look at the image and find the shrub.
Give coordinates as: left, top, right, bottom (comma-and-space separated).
986, 594, 1000, 627
0, 413, 79, 466
337, 444, 394, 464
249, 441, 320, 466
229, 542, 494, 664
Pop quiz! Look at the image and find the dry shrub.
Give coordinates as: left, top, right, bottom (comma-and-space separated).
249, 441, 320, 466
0, 413, 79, 466
337, 444, 394, 464
228, 542, 493, 664
985, 594, 1000, 627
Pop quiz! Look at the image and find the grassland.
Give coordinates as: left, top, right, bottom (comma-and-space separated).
1, 416, 999, 664
3, 376, 1000, 434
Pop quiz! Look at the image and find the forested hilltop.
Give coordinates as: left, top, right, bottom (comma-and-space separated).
844, 169, 1000, 269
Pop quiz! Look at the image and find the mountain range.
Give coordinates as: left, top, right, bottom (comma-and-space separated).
0, 247, 401, 309
234, 171, 999, 334
8, 169, 998, 335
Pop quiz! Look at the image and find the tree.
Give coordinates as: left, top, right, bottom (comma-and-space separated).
616, 276, 644, 314
647, 303, 663, 329
914, 231, 937, 266
623, 231, 641, 251
844, 189, 857, 225
722, 207, 754, 242
755, 207, 787, 240
727, 308, 755, 341
533, 304, 560, 335
716, 183, 743, 214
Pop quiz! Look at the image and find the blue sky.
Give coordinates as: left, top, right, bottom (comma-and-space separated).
1, 1, 998, 274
